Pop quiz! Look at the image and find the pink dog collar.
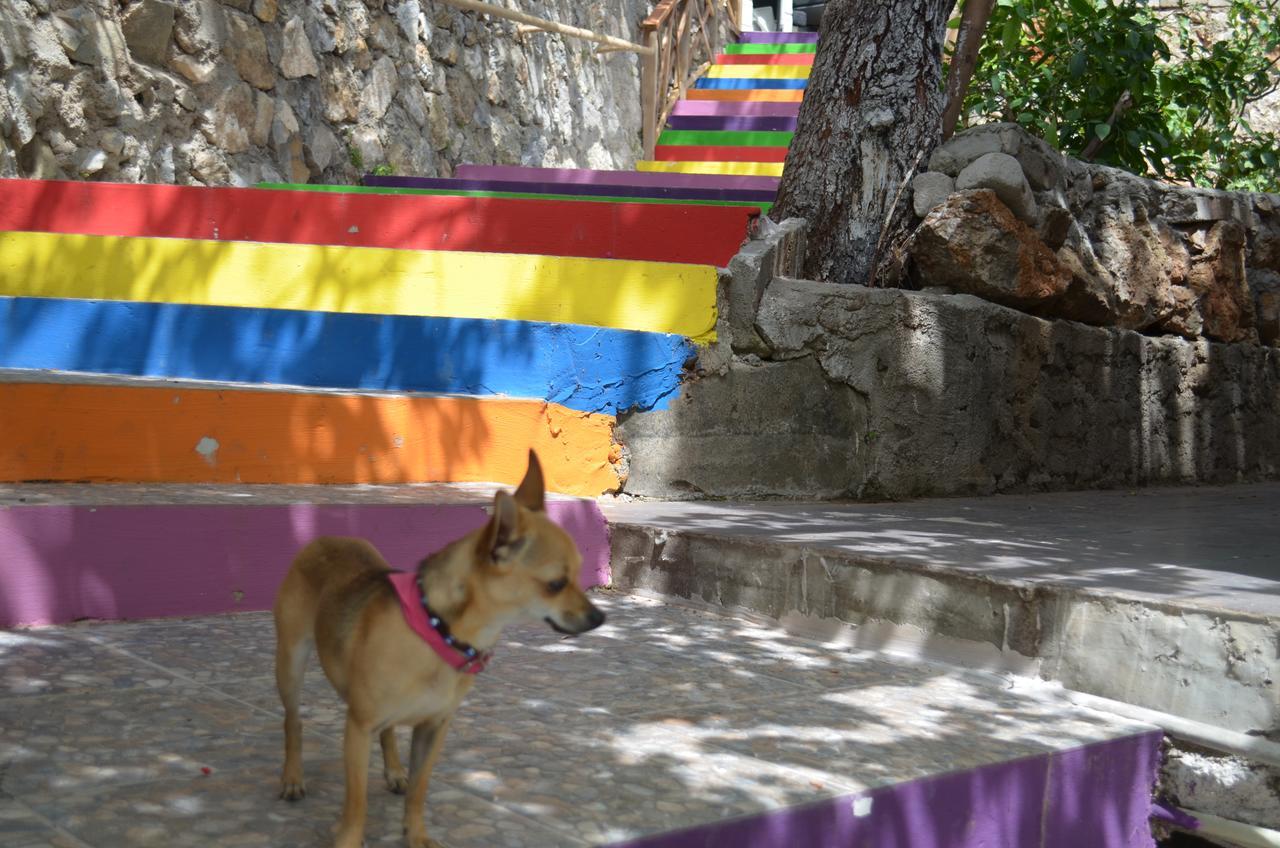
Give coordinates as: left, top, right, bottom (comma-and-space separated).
388, 571, 492, 674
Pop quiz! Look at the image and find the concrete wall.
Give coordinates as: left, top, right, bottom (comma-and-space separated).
617, 220, 1280, 500
0, 0, 648, 186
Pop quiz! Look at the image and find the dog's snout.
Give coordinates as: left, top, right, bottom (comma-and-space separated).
585, 605, 606, 630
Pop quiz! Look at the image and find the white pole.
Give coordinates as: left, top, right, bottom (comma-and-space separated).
740, 0, 754, 31
779, 0, 793, 32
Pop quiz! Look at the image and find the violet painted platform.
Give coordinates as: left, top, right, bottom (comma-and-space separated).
671, 100, 801, 117
0, 485, 609, 627
739, 31, 820, 43
666, 114, 798, 132
449, 164, 781, 192
363, 174, 778, 203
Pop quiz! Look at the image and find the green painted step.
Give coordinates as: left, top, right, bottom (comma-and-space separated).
257, 182, 773, 212
657, 129, 795, 148
724, 43, 817, 54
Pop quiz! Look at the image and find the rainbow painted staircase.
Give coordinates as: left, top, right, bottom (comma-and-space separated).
0, 30, 1164, 848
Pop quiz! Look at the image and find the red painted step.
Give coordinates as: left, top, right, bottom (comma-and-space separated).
654, 145, 789, 163
0, 178, 759, 267
716, 53, 814, 65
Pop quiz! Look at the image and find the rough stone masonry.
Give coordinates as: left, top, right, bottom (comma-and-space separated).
0, 0, 648, 186
618, 125, 1280, 500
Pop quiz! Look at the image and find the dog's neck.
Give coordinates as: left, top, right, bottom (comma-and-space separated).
414, 546, 513, 652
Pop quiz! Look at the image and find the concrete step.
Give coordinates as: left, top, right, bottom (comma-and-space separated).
0, 594, 1161, 847
602, 485, 1280, 740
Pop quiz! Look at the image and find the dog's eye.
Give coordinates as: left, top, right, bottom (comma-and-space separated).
546, 578, 568, 594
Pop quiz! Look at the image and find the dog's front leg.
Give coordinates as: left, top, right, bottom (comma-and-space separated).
334, 712, 373, 848
402, 715, 453, 848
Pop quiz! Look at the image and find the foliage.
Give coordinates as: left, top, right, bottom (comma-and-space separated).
956, 0, 1280, 191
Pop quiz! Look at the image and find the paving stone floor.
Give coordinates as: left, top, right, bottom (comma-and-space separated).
0, 593, 1152, 847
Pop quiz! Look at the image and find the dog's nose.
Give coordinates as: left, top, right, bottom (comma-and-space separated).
585, 606, 606, 630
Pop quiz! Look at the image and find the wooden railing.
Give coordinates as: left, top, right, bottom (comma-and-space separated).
432, 0, 738, 161
641, 0, 742, 157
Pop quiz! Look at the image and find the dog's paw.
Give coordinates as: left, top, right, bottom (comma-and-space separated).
384, 768, 409, 794
279, 779, 307, 801
404, 832, 443, 848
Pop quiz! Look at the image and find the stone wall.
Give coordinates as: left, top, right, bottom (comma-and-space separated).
617, 195, 1280, 500
908, 123, 1280, 348
0, 0, 649, 186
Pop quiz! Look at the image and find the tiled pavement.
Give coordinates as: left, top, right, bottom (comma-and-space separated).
0, 593, 1153, 847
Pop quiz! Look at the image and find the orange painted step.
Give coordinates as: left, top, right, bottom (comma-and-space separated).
686, 89, 805, 103
0, 380, 620, 496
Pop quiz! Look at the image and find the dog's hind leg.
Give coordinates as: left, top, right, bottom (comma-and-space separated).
380, 727, 409, 794
402, 716, 453, 848
273, 569, 317, 802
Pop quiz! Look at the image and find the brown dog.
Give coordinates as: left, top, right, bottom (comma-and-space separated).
272, 451, 605, 848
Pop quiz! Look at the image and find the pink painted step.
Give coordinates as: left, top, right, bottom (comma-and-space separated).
671, 100, 801, 118
0, 487, 610, 627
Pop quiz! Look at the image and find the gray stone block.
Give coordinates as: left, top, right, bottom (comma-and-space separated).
955, 151, 1038, 223
910, 171, 954, 217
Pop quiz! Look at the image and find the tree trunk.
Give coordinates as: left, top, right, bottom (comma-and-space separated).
772, 0, 958, 285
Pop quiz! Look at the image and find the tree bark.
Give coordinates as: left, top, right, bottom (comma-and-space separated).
941, 0, 995, 140
772, 0, 958, 284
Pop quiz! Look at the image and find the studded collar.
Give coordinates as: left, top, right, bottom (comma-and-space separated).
387, 571, 492, 675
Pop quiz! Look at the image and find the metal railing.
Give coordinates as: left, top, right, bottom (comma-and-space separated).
640, 0, 742, 157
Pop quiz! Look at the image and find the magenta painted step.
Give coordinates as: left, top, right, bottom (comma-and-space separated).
608, 731, 1162, 848
666, 114, 797, 132
0, 501, 610, 627
451, 164, 780, 192
671, 100, 801, 118
739, 32, 819, 43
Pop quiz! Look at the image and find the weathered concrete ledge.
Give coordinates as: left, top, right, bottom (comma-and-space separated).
619, 273, 1280, 501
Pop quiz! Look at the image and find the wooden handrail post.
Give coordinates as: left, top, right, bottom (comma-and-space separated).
641, 28, 659, 159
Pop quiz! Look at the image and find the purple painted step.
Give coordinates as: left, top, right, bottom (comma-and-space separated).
739, 31, 819, 43
666, 114, 798, 132
0, 499, 611, 627
363, 174, 777, 203
608, 731, 1162, 848
671, 100, 801, 118
451, 164, 781, 192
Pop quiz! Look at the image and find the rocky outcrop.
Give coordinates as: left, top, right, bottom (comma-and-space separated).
0, 0, 647, 186
909, 123, 1280, 347
907, 190, 1069, 311
616, 221, 1280, 501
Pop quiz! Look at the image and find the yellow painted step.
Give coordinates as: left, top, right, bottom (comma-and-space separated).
0, 231, 720, 343
636, 160, 785, 178
706, 64, 811, 80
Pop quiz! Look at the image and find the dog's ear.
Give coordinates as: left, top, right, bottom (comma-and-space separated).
513, 449, 545, 512
486, 490, 524, 567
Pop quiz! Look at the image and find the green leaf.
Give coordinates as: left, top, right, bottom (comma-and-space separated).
1002, 19, 1022, 51
1094, 123, 1112, 140
1069, 51, 1087, 77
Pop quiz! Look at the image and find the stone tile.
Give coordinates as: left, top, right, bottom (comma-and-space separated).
439, 712, 855, 846
0, 627, 178, 697
88, 612, 277, 683
0, 685, 282, 797
0, 799, 90, 848
23, 763, 581, 848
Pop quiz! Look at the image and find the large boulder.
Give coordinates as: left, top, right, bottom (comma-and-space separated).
907, 189, 1070, 311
